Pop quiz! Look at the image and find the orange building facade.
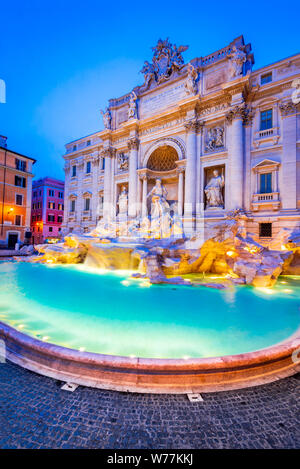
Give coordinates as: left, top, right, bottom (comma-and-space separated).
0, 136, 36, 249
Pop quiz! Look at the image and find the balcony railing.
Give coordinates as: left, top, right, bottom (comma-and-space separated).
254, 127, 279, 146
81, 210, 92, 220
252, 192, 280, 211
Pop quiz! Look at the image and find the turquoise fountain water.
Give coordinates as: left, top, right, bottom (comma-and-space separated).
0, 261, 299, 359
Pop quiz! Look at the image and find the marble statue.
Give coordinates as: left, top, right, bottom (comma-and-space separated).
140, 61, 156, 89
228, 45, 247, 78
205, 127, 224, 151
101, 107, 112, 130
117, 186, 128, 215
128, 91, 138, 119
205, 169, 225, 208
185, 63, 198, 95
147, 179, 171, 238
292, 78, 300, 104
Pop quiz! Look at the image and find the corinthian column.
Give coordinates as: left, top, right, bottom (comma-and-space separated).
177, 168, 184, 217
102, 147, 115, 221
184, 119, 198, 234
279, 101, 297, 210
226, 105, 245, 209
127, 137, 139, 218
141, 174, 148, 218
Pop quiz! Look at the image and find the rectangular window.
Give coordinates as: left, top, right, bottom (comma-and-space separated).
48, 215, 55, 222
58, 192, 63, 199
84, 198, 90, 211
32, 215, 36, 222
49, 227, 53, 232
71, 200, 75, 212
57, 216, 63, 223
86, 161, 91, 174
15, 215, 21, 226
15, 175, 26, 188
260, 109, 273, 130
33, 191, 37, 198
259, 173, 272, 193
261, 72, 272, 85
58, 203, 63, 210
73, 145, 77, 151
49, 189, 54, 197
72, 165, 76, 177
86, 140, 91, 146
48, 202, 55, 209
259, 223, 272, 238
16, 194, 23, 206
15, 158, 26, 172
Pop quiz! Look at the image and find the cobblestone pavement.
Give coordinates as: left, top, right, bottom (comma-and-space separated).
0, 362, 299, 449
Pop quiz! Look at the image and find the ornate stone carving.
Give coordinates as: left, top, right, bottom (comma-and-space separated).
127, 137, 139, 151
228, 45, 247, 78
117, 153, 129, 171
243, 107, 255, 126
225, 104, 247, 124
184, 118, 200, 133
100, 107, 112, 130
279, 101, 297, 116
128, 91, 138, 119
101, 147, 116, 159
205, 127, 225, 152
140, 38, 188, 90
185, 63, 198, 95
204, 169, 225, 209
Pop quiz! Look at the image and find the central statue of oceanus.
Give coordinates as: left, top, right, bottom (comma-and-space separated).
147, 179, 171, 238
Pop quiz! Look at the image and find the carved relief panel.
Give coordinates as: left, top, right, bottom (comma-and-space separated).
204, 126, 225, 152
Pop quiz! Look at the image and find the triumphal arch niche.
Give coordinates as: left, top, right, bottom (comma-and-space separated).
93, 36, 256, 238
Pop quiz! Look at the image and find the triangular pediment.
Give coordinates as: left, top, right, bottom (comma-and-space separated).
252, 158, 280, 169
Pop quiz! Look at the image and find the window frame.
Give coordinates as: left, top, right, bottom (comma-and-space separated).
16, 194, 23, 206
260, 72, 272, 85
260, 108, 273, 131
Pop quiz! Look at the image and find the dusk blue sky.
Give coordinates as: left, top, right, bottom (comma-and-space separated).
1, 0, 299, 180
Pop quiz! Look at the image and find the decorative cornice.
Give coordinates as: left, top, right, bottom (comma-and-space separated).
127, 137, 140, 151
279, 101, 297, 116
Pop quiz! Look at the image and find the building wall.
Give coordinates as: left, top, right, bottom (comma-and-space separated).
0, 145, 35, 247
31, 178, 64, 244
61, 37, 300, 244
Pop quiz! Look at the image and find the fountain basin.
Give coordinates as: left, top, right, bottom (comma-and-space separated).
0, 261, 299, 393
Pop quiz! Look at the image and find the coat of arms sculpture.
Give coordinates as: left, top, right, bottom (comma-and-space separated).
140, 38, 189, 90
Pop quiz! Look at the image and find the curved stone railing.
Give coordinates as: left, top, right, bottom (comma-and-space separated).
0, 321, 299, 394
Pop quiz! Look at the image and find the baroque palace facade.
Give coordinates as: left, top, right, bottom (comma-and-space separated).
62, 35, 300, 243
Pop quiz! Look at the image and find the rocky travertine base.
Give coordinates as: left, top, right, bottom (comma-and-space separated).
33, 221, 300, 288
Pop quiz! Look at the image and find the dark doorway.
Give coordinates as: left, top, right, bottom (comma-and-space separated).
8, 234, 18, 249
